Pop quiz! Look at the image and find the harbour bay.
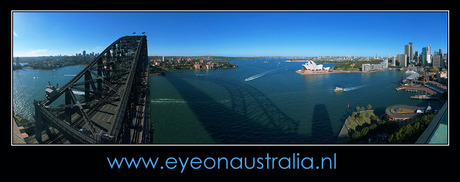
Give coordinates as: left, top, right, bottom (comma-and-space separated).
149, 58, 442, 143
12, 58, 442, 143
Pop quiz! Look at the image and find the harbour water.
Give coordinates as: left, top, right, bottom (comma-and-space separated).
149, 58, 442, 143
12, 59, 442, 143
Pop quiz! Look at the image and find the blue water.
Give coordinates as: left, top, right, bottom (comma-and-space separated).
149, 58, 442, 143
13, 59, 442, 143
12, 65, 86, 120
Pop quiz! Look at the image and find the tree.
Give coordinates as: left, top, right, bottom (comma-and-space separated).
367, 104, 372, 110
386, 114, 435, 143
356, 106, 361, 112
370, 114, 379, 122
351, 112, 357, 118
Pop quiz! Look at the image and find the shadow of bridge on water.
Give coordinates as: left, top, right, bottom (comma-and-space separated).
163, 73, 337, 143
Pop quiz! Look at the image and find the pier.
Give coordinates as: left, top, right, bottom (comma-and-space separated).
396, 85, 437, 95
410, 95, 437, 100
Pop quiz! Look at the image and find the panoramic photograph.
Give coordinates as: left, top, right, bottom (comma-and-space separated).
11, 11, 448, 144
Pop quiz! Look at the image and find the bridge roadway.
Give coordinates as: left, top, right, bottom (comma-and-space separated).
76, 88, 122, 139
74, 65, 149, 143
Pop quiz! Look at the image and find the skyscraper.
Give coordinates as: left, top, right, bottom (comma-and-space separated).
404, 44, 410, 60
433, 52, 441, 68
409, 42, 413, 62
392, 56, 396, 66
397, 54, 407, 67
421, 46, 431, 66
433, 49, 445, 68
404, 42, 413, 64
439, 49, 443, 67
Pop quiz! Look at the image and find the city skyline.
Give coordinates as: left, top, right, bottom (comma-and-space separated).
12, 11, 448, 57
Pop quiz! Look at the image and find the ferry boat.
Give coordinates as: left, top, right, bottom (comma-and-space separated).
334, 87, 344, 92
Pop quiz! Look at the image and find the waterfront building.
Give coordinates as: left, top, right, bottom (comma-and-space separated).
397, 54, 407, 67
302, 61, 330, 71
362, 64, 371, 72
361, 60, 386, 72
385, 105, 427, 125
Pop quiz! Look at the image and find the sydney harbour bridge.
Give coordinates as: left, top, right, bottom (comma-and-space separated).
34, 35, 152, 144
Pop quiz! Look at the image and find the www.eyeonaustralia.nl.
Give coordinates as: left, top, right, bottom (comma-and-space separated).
107, 153, 337, 173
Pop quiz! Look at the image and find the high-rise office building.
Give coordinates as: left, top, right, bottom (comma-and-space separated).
433, 49, 445, 68
397, 54, 407, 67
409, 42, 413, 62
439, 49, 443, 67
433, 53, 442, 68
421, 46, 431, 66
404, 42, 413, 64
405, 44, 410, 61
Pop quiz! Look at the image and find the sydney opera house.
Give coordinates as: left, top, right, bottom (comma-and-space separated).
302, 60, 330, 71
296, 60, 331, 75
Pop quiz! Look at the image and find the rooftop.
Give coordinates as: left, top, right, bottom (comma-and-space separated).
385, 105, 426, 120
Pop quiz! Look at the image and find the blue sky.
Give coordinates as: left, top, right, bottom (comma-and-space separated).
12, 11, 448, 57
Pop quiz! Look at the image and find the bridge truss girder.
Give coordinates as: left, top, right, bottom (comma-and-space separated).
34, 35, 151, 144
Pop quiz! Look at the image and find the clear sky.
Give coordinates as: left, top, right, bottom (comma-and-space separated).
12, 11, 448, 57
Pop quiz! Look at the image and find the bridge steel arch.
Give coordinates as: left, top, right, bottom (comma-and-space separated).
34, 35, 151, 144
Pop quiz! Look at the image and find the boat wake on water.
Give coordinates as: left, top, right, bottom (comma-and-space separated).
151, 98, 187, 104
244, 67, 285, 82
343, 85, 365, 91
244, 71, 270, 82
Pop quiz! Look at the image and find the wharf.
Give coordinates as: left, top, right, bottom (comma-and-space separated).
396, 85, 437, 95
410, 95, 437, 100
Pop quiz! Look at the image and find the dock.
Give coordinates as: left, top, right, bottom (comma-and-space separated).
396, 85, 437, 95
410, 95, 436, 100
